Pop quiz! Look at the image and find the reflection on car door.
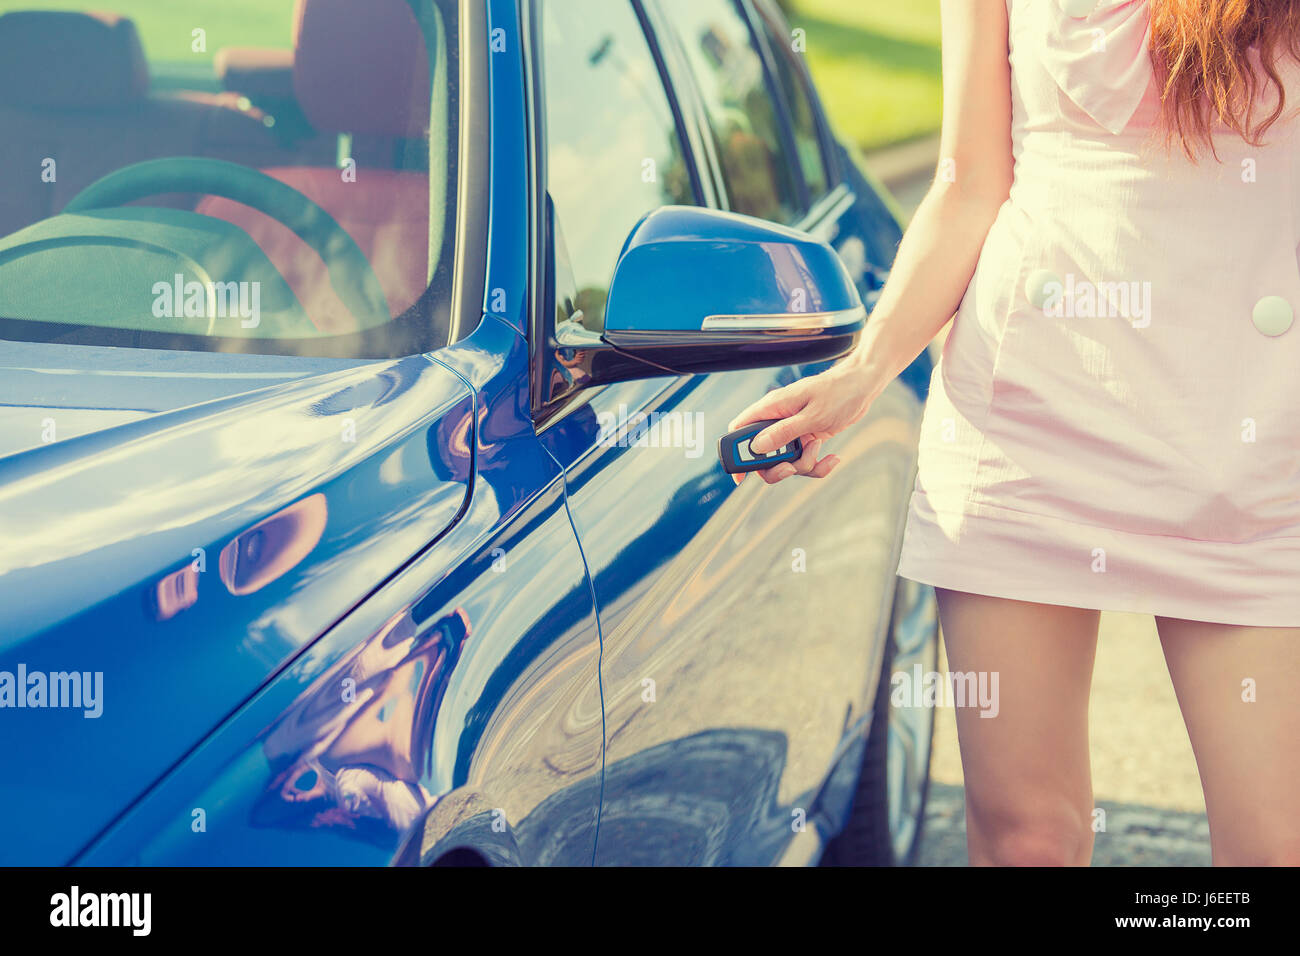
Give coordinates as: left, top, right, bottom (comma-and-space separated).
533, 0, 912, 865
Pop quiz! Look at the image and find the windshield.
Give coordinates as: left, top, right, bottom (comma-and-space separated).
0, 0, 458, 358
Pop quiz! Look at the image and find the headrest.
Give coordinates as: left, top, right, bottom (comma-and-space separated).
292, 0, 432, 137
215, 47, 296, 102
0, 11, 149, 109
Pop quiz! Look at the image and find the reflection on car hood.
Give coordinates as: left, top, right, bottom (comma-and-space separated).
0, 341, 368, 458
0, 340, 476, 863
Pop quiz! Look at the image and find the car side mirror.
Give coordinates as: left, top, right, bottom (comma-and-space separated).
580, 205, 864, 376
536, 204, 867, 423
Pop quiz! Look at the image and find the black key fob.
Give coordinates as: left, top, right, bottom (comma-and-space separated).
718, 419, 803, 474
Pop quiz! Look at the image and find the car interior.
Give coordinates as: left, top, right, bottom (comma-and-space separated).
0, 0, 456, 353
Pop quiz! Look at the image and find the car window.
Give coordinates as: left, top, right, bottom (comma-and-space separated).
0, 0, 458, 358
754, 7, 830, 202
659, 0, 800, 224
540, 0, 695, 334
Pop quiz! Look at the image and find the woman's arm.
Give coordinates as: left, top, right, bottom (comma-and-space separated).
729, 0, 1014, 483
845, 0, 1014, 393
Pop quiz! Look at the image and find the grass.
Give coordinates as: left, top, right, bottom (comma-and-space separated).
783, 0, 942, 152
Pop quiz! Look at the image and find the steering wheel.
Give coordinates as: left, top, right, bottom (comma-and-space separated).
64, 157, 390, 330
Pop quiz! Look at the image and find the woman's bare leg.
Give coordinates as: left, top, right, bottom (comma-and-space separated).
936, 588, 1100, 865
1154, 616, 1300, 866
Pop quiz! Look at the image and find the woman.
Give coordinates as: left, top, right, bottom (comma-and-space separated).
730, 0, 1300, 866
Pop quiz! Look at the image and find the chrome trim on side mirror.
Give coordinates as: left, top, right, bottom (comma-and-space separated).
700, 304, 867, 332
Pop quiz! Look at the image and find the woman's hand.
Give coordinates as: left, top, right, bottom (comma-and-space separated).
727, 360, 881, 485
723, 0, 1013, 487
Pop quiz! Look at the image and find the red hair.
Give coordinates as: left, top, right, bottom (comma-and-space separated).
1150, 0, 1300, 158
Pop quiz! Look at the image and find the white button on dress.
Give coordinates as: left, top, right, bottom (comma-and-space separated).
1025, 270, 1062, 311
1252, 296, 1294, 337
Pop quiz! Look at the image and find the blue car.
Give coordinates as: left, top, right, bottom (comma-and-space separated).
0, 0, 937, 866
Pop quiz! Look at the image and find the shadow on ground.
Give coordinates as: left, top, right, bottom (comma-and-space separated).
917, 782, 1213, 866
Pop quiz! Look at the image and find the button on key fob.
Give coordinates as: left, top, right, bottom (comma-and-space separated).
718, 420, 803, 474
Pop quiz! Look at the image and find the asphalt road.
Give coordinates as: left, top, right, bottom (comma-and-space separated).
880, 164, 1213, 866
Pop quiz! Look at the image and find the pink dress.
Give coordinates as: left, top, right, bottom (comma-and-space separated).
896, 0, 1300, 626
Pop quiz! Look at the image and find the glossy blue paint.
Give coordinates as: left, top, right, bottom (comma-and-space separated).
0, 0, 931, 866
87, 501, 601, 865
538, 363, 915, 865
605, 205, 862, 332
78, 309, 604, 866
0, 347, 474, 863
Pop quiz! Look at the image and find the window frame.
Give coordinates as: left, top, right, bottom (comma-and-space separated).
645, 0, 810, 223
741, 0, 840, 208
451, 0, 491, 344
523, 0, 708, 426
649, 0, 855, 244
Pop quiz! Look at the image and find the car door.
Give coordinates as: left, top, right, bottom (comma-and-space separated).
527, 0, 912, 865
